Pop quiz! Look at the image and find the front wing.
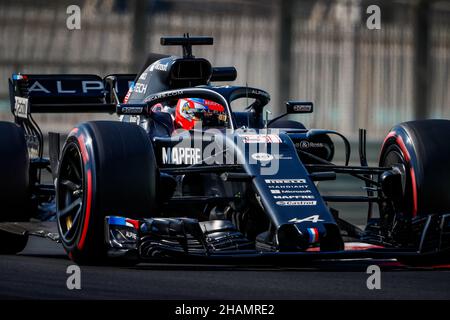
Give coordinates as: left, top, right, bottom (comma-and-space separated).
104, 216, 450, 264
1, 217, 447, 265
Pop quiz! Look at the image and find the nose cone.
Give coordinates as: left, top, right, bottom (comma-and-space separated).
277, 223, 343, 251
277, 223, 318, 251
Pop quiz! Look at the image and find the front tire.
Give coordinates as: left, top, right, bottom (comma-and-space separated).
380, 120, 450, 218
380, 120, 450, 265
56, 121, 157, 264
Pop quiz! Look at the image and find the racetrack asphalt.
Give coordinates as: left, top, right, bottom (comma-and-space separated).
0, 237, 450, 299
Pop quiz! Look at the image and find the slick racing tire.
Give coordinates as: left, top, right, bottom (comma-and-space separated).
0, 122, 29, 254
380, 120, 450, 265
56, 121, 157, 264
380, 120, 450, 217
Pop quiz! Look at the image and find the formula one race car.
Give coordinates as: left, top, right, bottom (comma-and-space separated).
1, 35, 450, 265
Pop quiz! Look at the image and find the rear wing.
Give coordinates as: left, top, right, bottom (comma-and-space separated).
8, 73, 136, 161
9, 73, 136, 116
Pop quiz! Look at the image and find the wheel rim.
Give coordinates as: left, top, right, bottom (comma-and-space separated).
381, 144, 413, 216
382, 147, 406, 187
57, 141, 84, 245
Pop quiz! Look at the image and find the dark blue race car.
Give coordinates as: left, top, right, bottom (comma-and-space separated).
2, 35, 450, 266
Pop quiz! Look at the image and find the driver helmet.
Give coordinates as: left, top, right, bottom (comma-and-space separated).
175, 98, 226, 130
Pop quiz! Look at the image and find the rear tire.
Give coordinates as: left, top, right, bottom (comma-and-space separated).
56, 121, 157, 264
0, 121, 29, 220
0, 230, 28, 255
0, 122, 29, 254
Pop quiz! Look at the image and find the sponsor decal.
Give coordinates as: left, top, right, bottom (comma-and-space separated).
251, 152, 274, 162
56, 81, 76, 94
276, 200, 317, 206
297, 141, 324, 149
270, 189, 312, 194
268, 184, 309, 189
240, 134, 282, 144
293, 105, 312, 112
256, 153, 291, 161
120, 106, 143, 114
162, 147, 201, 165
82, 81, 104, 93
273, 154, 292, 160
139, 72, 148, 80
124, 230, 137, 240
299, 141, 309, 149
28, 81, 51, 93
134, 83, 147, 94
146, 90, 184, 102
251, 89, 267, 96
27, 80, 104, 95
265, 179, 306, 184
150, 62, 169, 72
273, 195, 315, 199
14, 96, 29, 118
288, 215, 324, 223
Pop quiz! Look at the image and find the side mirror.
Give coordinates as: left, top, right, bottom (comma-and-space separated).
286, 101, 313, 114
267, 101, 314, 128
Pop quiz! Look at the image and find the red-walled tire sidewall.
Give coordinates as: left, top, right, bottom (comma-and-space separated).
380, 119, 450, 218
57, 121, 157, 264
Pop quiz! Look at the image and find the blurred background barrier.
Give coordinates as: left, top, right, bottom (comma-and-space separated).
0, 0, 449, 141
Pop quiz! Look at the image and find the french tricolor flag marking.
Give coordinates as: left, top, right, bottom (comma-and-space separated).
307, 228, 319, 243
